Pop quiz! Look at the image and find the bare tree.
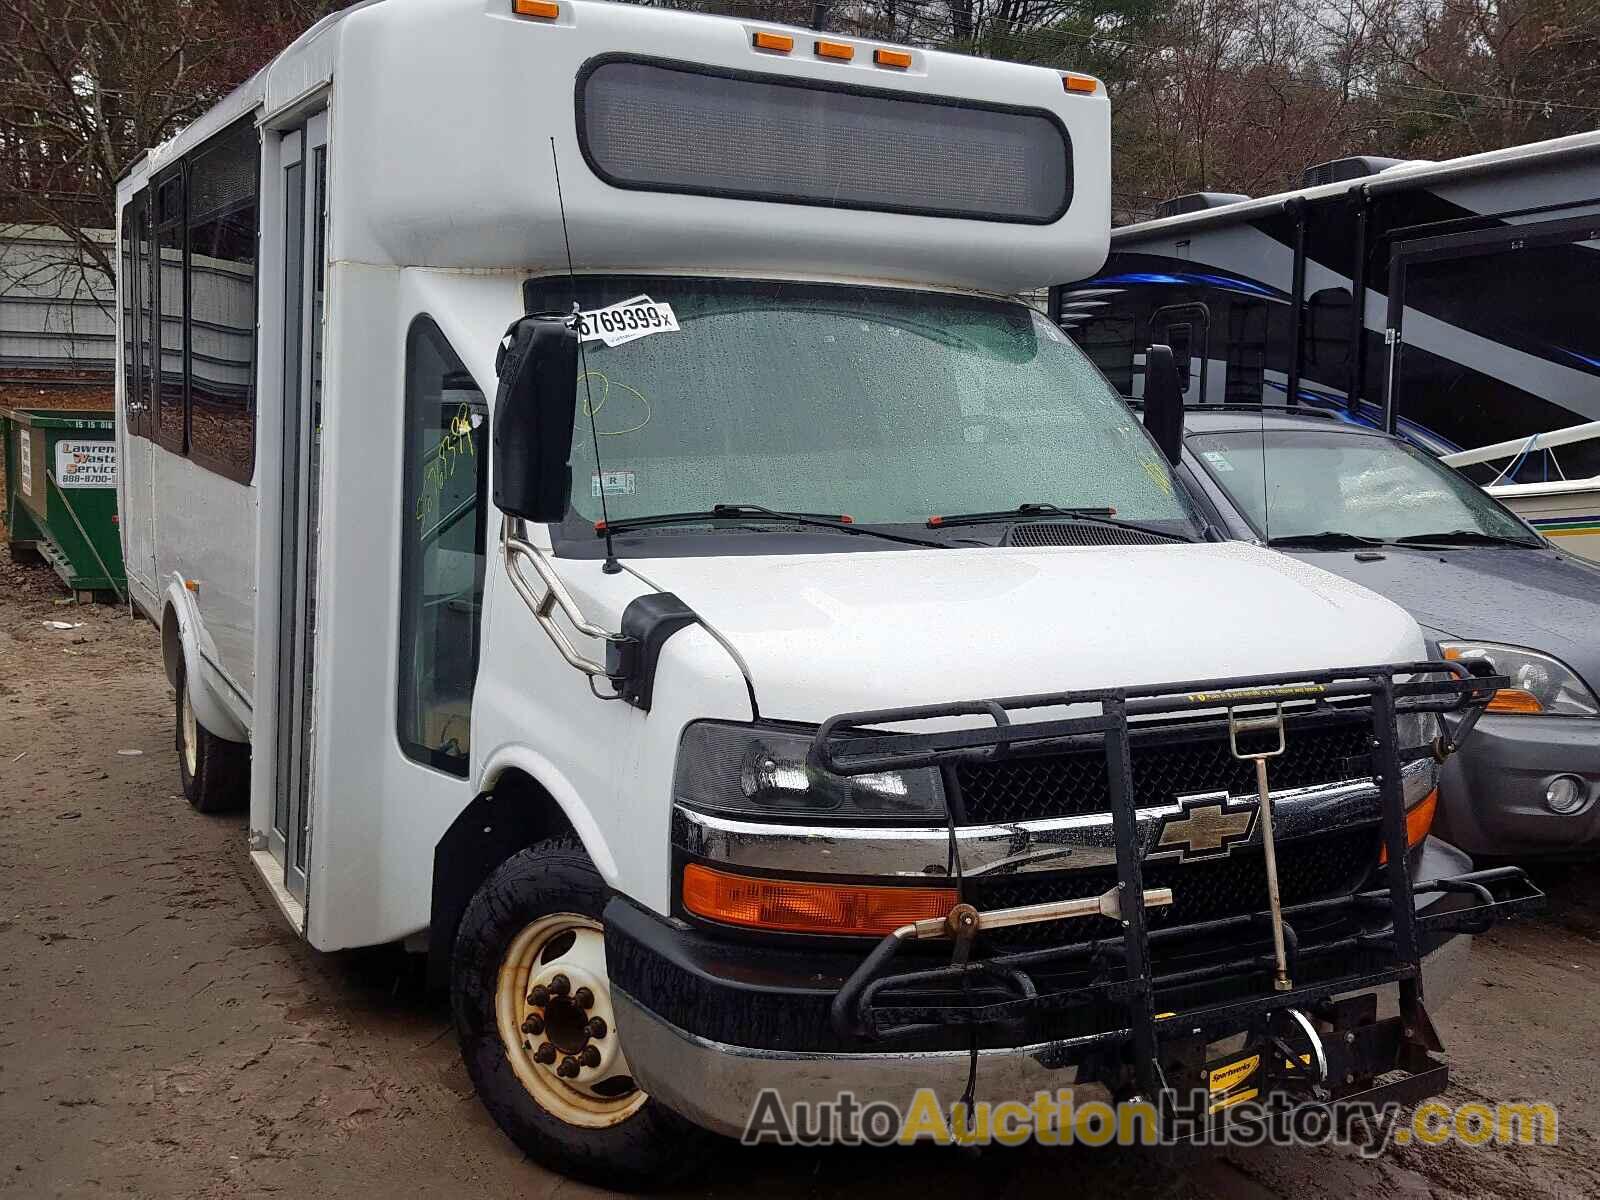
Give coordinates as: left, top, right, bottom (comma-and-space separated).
0, 0, 340, 293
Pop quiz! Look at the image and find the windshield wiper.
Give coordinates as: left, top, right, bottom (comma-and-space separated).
1266, 530, 1388, 548
925, 503, 1192, 542
596, 503, 946, 548
1391, 529, 1543, 548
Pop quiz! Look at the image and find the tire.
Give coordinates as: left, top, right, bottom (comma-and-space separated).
176, 660, 248, 813
452, 837, 713, 1189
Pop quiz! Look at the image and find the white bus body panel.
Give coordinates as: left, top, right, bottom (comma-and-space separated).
111, 0, 1431, 955
328, 0, 1110, 293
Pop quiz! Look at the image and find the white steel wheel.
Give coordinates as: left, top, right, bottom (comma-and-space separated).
494, 913, 646, 1128
454, 838, 712, 1188
180, 682, 199, 778
174, 659, 247, 814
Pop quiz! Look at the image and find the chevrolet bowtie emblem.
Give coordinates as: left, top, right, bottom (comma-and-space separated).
1153, 792, 1257, 862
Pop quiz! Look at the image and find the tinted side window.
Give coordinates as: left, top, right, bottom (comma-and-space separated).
1072, 313, 1136, 395
187, 118, 259, 483
1224, 298, 1266, 404
138, 196, 156, 428
120, 199, 142, 438
1306, 286, 1353, 375
397, 318, 489, 776
155, 170, 187, 454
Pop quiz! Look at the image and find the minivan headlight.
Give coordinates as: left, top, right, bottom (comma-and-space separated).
674, 722, 947, 822
1441, 642, 1599, 717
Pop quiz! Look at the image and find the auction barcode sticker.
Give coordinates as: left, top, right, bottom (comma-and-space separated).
577, 295, 679, 348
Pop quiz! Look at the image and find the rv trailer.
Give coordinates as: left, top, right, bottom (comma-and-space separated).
1053, 134, 1600, 560
114, 0, 1535, 1184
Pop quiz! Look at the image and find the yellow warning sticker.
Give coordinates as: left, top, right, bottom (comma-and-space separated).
1206, 1052, 1261, 1096
1209, 1087, 1260, 1114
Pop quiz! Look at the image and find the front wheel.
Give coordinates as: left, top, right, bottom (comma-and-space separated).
451, 838, 712, 1189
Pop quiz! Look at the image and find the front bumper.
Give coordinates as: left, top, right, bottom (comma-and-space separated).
610, 935, 1477, 1139
1437, 713, 1600, 856
605, 839, 1524, 1138
616, 661, 1540, 1139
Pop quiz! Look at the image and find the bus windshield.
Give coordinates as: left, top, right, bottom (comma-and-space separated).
527, 276, 1197, 543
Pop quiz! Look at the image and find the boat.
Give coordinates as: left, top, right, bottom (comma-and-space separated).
1441, 422, 1600, 564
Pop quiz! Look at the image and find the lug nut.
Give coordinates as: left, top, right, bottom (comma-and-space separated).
579, 1046, 601, 1068
574, 986, 595, 1010
533, 1042, 557, 1064
557, 1056, 580, 1078
528, 985, 550, 1006
549, 974, 570, 997
585, 1017, 607, 1040
521, 1014, 545, 1036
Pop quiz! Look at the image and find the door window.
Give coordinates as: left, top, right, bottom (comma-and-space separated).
397, 318, 489, 776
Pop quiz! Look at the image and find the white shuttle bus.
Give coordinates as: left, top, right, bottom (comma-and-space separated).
114, 0, 1535, 1184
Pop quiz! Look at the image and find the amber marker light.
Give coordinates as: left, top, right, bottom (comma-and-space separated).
874, 48, 913, 69
753, 30, 794, 53
1380, 788, 1438, 863
511, 0, 560, 17
1442, 646, 1545, 713
682, 864, 954, 936
815, 39, 856, 61
1062, 73, 1098, 94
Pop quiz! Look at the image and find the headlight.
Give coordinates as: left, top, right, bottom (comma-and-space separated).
674, 722, 947, 822
1441, 642, 1599, 717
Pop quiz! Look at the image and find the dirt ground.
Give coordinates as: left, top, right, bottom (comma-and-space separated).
2, 556, 1599, 1199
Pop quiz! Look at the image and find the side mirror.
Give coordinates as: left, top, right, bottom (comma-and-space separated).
493, 316, 580, 522
1142, 343, 1184, 466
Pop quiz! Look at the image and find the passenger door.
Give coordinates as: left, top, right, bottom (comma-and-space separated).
269, 112, 328, 906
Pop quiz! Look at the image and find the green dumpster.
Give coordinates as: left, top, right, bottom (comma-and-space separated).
2, 407, 126, 600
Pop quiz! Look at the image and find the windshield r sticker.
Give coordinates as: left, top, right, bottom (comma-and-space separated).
592, 469, 637, 498
1202, 449, 1235, 471
577, 295, 680, 348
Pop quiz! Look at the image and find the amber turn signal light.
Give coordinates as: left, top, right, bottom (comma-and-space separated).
1380, 788, 1438, 863
1442, 647, 1544, 714
1485, 688, 1543, 713
682, 864, 954, 936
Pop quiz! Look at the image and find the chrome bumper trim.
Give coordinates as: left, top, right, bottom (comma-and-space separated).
611, 989, 1094, 1139
612, 924, 1470, 1140
673, 759, 1437, 880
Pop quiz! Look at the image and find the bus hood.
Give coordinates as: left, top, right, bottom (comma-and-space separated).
629, 541, 1425, 722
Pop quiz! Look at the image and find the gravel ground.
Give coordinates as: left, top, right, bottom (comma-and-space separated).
2, 556, 1598, 1198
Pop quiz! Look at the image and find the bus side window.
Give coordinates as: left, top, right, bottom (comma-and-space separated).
1306, 287, 1353, 376
186, 118, 260, 483
397, 317, 488, 777
1224, 299, 1267, 404
1070, 313, 1136, 396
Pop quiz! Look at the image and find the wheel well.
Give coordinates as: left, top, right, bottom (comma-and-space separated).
427, 768, 577, 990
160, 603, 182, 688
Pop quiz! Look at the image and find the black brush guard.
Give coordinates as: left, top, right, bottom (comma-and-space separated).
816, 661, 1543, 1107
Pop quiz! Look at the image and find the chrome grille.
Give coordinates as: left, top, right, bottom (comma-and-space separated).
955, 718, 1373, 826
969, 826, 1377, 948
